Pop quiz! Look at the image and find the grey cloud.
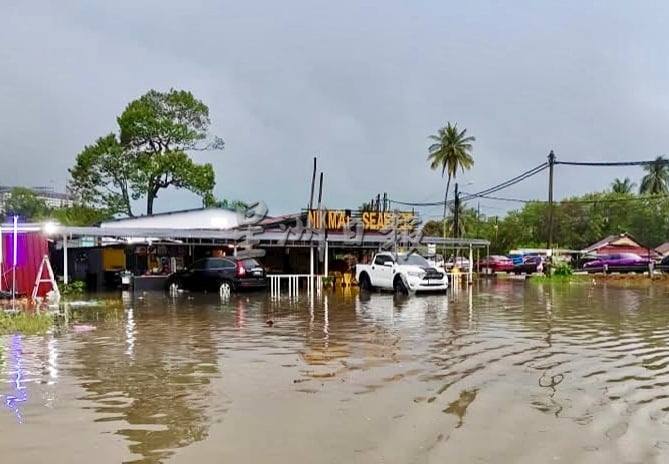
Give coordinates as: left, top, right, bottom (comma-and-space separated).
1, 0, 668, 219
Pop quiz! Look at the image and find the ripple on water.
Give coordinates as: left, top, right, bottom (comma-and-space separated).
2, 285, 669, 462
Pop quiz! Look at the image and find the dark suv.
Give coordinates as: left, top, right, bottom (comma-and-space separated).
166, 257, 267, 296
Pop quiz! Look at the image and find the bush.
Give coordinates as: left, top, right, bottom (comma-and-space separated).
553, 262, 573, 277
59, 280, 86, 295
0, 311, 54, 335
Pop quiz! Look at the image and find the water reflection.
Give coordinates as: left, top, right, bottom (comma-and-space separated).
2, 335, 27, 424
68, 296, 222, 463
3, 283, 669, 462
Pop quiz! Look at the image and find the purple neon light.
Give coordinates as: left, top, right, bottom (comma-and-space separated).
13, 215, 18, 267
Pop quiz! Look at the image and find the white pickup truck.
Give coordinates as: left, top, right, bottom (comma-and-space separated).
355, 252, 448, 294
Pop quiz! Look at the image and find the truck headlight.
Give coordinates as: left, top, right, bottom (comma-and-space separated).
408, 271, 425, 278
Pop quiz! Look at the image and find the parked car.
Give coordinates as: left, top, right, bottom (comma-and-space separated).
513, 255, 545, 274
582, 253, 652, 273
425, 253, 445, 268
165, 257, 267, 296
508, 254, 525, 266
445, 256, 470, 270
478, 255, 514, 273
355, 252, 448, 294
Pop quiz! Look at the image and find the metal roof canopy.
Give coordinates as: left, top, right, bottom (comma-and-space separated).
44, 225, 490, 249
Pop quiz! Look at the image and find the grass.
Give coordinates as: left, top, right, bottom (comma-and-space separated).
0, 310, 54, 336
529, 274, 575, 284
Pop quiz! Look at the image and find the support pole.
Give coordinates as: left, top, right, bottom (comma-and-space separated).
63, 234, 69, 285
468, 244, 473, 285
453, 183, 460, 259
0, 225, 3, 292
547, 150, 555, 251
310, 246, 314, 295
12, 216, 18, 305
324, 240, 329, 276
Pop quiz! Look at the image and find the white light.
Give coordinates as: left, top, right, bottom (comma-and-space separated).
43, 221, 60, 235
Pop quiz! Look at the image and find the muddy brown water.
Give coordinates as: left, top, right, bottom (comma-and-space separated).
3, 281, 669, 463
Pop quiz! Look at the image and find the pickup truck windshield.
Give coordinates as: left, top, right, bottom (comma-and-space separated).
396, 254, 429, 267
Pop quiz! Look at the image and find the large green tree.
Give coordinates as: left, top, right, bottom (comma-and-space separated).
69, 89, 223, 216
2, 187, 49, 221
640, 156, 669, 195
69, 134, 135, 216
427, 123, 475, 237
50, 205, 114, 226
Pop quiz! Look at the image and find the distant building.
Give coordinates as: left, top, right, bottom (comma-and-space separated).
654, 242, 669, 258
0, 186, 74, 212
582, 233, 658, 258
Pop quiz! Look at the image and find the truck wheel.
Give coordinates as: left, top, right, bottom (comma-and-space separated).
393, 276, 409, 295
359, 273, 373, 291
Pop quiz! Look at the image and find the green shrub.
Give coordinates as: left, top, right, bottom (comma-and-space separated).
553, 262, 573, 277
59, 280, 86, 295
0, 311, 54, 335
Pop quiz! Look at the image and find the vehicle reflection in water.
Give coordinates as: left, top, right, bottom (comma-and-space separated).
2, 282, 669, 463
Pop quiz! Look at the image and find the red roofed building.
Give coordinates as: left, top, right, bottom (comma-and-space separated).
582, 233, 658, 259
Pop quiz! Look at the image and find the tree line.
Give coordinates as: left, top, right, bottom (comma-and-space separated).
422, 122, 669, 252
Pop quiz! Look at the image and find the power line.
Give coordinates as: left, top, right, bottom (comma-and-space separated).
556, 159, 669, 167
460, 163, 548, 202
390, 162, 548, 207
465, 192, 669, 205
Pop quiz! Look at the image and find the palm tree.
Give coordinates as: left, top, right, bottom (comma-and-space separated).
427, 123, 475, 238
611, 177, 636, 194
640, 156, 669, 195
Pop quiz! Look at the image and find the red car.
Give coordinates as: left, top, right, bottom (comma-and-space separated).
478, 255, 514, 273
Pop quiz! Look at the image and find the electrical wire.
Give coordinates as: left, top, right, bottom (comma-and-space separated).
556, 159, 669, 167
459, 163, 548, 202
465, 192, 669, 205
390, 162, 548, 207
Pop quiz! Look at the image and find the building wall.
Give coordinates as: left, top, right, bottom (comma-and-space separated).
0, 231, 50, 296
0, 187, 74, 213
597, 245, 652, 257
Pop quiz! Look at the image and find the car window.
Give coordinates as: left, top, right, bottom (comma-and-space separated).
205, 259, 228, 270
191, 259, 207, 270
221, 259, 237, 269
396, 254, 429, 266
242, 258, 261, 269
374, 255, 392, 265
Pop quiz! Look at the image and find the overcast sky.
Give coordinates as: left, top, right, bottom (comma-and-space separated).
2, 0, 668, 220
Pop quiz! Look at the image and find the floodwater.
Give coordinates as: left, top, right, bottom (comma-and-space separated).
3, 281, 669, 463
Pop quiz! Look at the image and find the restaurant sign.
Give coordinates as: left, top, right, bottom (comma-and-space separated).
306, 209, 416, 231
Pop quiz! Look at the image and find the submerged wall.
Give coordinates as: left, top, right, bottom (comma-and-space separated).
0, 231, 49, 297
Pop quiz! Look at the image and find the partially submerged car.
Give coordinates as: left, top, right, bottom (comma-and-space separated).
355, 252, 448, 294
166, 257, 267, 296
582, 253, 652, 273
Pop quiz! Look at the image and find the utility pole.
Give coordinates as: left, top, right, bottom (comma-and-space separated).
454, 182, 460, 238
476, 200, 480, 238
547, 150, 556, 251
